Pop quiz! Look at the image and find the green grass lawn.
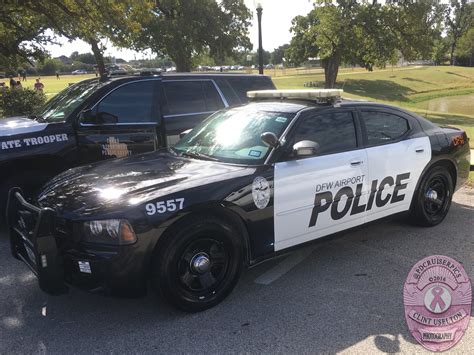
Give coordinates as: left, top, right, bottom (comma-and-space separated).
274, 65, 474, 147
10, 74, 97, 97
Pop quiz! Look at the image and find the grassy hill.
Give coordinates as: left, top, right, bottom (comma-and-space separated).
274, 66, 474, 146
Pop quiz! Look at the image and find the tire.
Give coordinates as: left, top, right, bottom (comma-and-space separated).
409, 165, 454, 227
151, 215, 244, 312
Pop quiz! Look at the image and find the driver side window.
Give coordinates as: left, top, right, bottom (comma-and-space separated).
96, 81, 156, 124
287, 111, 357, 158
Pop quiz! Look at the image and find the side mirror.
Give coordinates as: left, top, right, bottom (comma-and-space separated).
97, 112, 118, 124
293, 140, 320, 157
179, 129, 192, 139
79, 109, 96, 124
261, 132, 280, 148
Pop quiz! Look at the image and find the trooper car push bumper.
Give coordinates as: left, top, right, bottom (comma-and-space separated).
7, 188, 68, 295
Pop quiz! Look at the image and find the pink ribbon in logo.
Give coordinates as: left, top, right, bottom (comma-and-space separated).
430, 287, 446, 312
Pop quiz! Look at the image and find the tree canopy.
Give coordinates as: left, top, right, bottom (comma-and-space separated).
135, 0, 252, 72
287, 0, 445, 88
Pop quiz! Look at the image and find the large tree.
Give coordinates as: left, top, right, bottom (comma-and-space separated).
136, 0, 252, 72
287, 0, 443, 88
4, 1, 151, 78
0, 2, 52, 69
445, 0, 473, 65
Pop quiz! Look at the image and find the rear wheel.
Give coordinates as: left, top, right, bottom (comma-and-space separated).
410, 166, 453, 227
151, 216, 243, 312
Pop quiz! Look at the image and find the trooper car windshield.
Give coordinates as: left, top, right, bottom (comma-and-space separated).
173, 107, 294, 165
36, 79, 102, 123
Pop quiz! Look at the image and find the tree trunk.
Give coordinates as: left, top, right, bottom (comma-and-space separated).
322, 55, 340, 89
450, 42, 456, 66
88, 38, 106, 79
173, 52, 192, 72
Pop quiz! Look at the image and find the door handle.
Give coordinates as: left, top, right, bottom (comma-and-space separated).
415, 148, 425, 153
350, 160, 363, 167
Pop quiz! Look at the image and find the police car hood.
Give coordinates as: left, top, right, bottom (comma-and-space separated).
0, 116, 48, 137
37, 151, 253, 215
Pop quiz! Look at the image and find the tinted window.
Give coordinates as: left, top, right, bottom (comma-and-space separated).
226, 77, 275, 102
292, 111, 357, 155
97, 81, 155, 123
202, 81, 225, 111
163, 80, 224, 115
362, 111, 409, 145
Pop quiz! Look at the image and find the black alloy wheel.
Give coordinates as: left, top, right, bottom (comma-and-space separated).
152, 216, 243, 312
411, 166, 453, 227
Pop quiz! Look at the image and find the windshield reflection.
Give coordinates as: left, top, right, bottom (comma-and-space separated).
174, 107, 294, 165
37, 79, 102, 123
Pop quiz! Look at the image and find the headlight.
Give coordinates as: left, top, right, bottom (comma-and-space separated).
82, 219, 137, 245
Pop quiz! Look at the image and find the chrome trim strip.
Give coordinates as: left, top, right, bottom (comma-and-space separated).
162, 111, 215, 118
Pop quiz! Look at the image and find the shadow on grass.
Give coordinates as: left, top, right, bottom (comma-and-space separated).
340, 79, 415, 102
446, 71, 472, 79
425, 113, 474, 128
402, 77, 432, 84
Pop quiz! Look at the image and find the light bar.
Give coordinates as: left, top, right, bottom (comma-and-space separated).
247, 89, 343, 100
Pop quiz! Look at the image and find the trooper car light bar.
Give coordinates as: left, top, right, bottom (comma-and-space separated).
247, 89, 343, 104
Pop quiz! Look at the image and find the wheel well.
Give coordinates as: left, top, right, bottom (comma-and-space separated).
152, 206, 252, 265
431, 159, 457, 188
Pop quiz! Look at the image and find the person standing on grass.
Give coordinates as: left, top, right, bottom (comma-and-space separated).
56, 71, 60, 80
34, 78, 44, 92
9, 77, 16, 88
22, 71, 27, 81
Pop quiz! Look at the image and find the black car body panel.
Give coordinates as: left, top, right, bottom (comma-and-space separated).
8, 98, 470, 297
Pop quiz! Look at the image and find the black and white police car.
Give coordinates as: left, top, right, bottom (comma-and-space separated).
8, 90, 470, 312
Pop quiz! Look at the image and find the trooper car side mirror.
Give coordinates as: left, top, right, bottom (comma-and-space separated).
293, 140, 320, 157
79, 109, 96, 124
97, 112, 119, 124
179, 129, 192, 139
261, 132, 280, 148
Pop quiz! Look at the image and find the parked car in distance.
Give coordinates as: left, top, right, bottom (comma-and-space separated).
71, 69, 87, 75
0, 73, 275, 223
7, 90, 470, 312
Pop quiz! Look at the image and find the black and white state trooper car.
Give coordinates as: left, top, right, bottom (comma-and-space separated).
8, 89, 470, 312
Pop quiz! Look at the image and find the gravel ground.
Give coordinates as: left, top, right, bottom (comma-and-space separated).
0, 188, 472, 354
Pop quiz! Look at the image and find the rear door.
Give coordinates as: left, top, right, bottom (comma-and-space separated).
162, 80, 227, 145
76, 80, 161, 163
359, 109, 431, 222
273, 109, 368, 251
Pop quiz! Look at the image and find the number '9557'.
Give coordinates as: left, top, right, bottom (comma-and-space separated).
146, 198, 185, 215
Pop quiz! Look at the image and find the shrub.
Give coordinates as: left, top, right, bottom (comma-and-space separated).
0, 87, 46, 117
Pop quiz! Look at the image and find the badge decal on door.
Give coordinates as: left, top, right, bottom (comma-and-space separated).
102, 137, 131, 158
308, 172, 410, 227
252, 176, 271, 209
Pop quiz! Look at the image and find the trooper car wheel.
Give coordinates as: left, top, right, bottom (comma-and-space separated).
152, 216, 243, 312
410, 165, 453, 227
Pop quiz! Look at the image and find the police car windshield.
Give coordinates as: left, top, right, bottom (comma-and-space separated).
173, 108, 294, 165
37, 79, 101, 122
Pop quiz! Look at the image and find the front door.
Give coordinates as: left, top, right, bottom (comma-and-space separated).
76, 80, 161, 164
273, 110, 368, 251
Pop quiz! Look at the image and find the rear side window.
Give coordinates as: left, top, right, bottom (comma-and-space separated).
362, 111, 409, 145
226, 77, 275, 103
97, 81, 155, 123
292, 111, 357, 156
163, 80, 225, 115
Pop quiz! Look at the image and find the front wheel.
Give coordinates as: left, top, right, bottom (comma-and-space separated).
151, 216, 244, 312
410, 166, 454, 227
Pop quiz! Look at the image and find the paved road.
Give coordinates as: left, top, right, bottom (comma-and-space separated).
0, 188, 472, 354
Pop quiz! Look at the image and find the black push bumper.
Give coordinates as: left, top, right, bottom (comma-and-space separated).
7, 188, 68, 295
